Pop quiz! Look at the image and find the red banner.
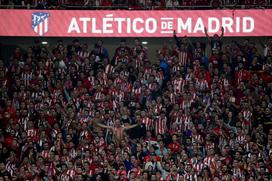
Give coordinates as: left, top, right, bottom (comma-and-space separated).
0, 9, 271, 37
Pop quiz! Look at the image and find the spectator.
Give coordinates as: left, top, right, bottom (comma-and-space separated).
165, 0, 179, 8
102, 0, 113, 6
204, 26, 224, 55
210, 0, 222, 8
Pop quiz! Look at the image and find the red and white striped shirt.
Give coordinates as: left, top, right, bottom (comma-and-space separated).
142, 117, 153, 131
80, 130, 91, 140
203, 156, 215, 168
173, 78, 185, 93
242, 110, 252, 121
114, 77, 122, 85
172, 64, 181, 74
105, 64, 114, 74
192, 134, 203, 146
172, 114, 183, 132
221, 78, 230, 89
60, 174, 70, 181
155, 116, 167, 135
182, 173, 196, 181
51, 129, 58, 139
66, 169, 76, 179
193, 162, 204, 174
79, 116, 89, 124
183, 116, 192, 130
47, 163, 56, 176
232, 168, 242, 179
5, 161, 16, 177
177, 51, 189, 66
182, 100, 193, 111
135, 57, 142, 68
115, 55, 129, 65
19, 117, 28, 130
236, 134, 246, 144
170, 93, 175, 103
185, 73, 193, 81
205, 142, 215, 150
21, 72, 33, 86
69, 148, 77, 159
88, 76, 95, 86
132, 87, 141, 98
41, 150, 49, 158
27, 129, 38, 141
77, 51, 90, 59
112, 90, 124, 102
196, 79, 209, 91
166, 173, 179, 181
121, 82, 132, 92
154, 104, 162, 114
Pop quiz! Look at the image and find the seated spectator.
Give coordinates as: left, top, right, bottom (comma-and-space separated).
195, 0, 209, 6
102, 0, 113, 6
210, 0, 222, 8
165, 0, 179, 8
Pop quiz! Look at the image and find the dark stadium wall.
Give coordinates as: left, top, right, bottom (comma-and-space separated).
0, 37, 167, 63
0, 37, 270, 63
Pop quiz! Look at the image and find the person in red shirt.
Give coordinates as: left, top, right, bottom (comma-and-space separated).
168, 134, 181, 154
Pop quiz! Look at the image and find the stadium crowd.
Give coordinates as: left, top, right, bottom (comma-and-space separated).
0, 29, 272, 181
0, 0, 269, 9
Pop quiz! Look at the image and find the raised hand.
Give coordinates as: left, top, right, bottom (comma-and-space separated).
204, 27, 208, 33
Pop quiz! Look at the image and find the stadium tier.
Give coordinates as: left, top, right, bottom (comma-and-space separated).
0, 0, 270, 9
0, 5, 272, 181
